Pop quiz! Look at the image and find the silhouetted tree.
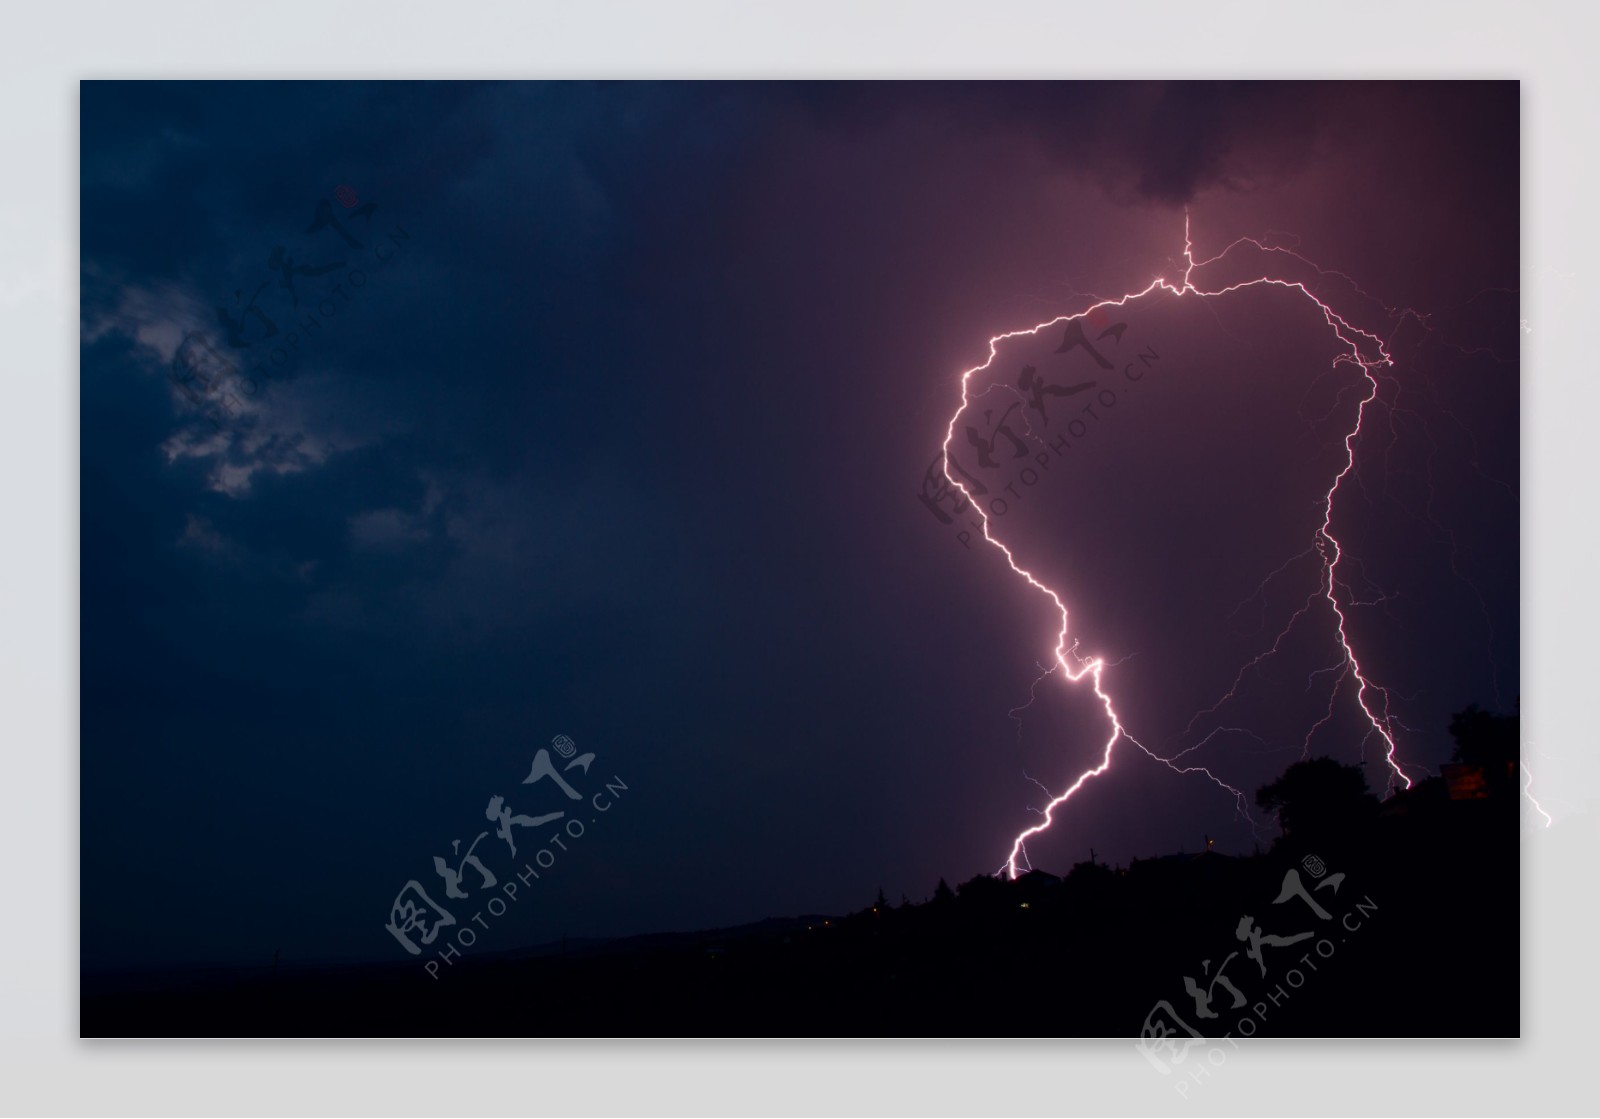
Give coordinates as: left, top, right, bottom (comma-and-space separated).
1256, 756, 1379, 844
1449, 704, 1519, 796
1066, 858, 1114, 885
956, 872, 1007, 906
932, 877, 955, 904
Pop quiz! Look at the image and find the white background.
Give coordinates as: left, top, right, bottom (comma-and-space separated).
1, 1, 1592, 1115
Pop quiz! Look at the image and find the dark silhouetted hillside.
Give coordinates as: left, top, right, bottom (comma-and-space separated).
82, 707, 1520, 1038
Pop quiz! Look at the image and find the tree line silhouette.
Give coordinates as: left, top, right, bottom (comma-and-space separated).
83, 705, 1521, 1037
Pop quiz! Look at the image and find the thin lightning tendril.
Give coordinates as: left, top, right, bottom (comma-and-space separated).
1523, 764, 1553, 829
1522, 743, 1554, 829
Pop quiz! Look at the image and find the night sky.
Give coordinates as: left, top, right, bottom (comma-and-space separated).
80, 80, 1519, 973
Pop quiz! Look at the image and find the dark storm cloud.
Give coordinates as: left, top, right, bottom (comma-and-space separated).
787, 80, 1520, 226
787, 81, 1330, 205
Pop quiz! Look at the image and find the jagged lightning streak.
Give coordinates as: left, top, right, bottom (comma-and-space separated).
1523, 764, 1553, 829
942, 215, 1418, 879
1522, 742, 1554, 829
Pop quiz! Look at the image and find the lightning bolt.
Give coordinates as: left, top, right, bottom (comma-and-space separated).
1522, 742, 1554, 829
942, 215, 1432, 880
1523, 763, 1553, 829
